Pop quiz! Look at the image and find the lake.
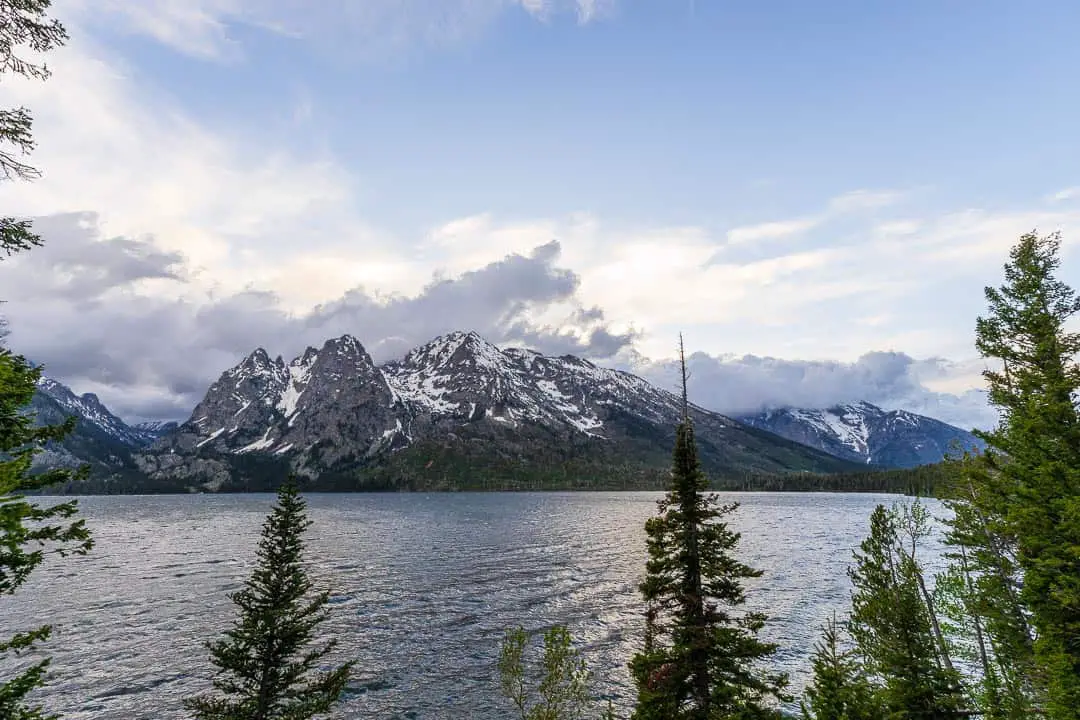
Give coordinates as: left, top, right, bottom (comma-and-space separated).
4, 491, 943, 719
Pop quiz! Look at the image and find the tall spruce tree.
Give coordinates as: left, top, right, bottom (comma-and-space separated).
185, 479, 353, 720
1, 4, 94, 719
967, 230, 1080, 719
629, 335, 787, 720
847, 504, 966, 718
938, 451, 1038, 719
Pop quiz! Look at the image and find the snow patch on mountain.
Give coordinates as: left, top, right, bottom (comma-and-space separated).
739, 401, 985, 468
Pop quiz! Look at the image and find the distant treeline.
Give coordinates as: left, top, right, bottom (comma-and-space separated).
32, 458, 945, 496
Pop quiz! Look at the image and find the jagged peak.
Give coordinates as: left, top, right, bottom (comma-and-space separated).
291, 346, 320, 367
317, 334, 378, 367
405, 330, 504, 367
321, 334, 369, 356
231, 347, 282, 375
243, 347, 272, 363
35, 376, 70, 395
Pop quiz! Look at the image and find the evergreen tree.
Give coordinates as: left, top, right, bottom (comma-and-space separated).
1, 4, 94, 719
968, 230, 1080, 719
938, 451, 1038, 719
629, 335, 787, 720
800, 615, 880, 720
847, 504, 966, 718
185, 479, 353, 720
1, 0, 67, 257
1, 350, 93, 720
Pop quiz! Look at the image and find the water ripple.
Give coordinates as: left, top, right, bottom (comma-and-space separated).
2, 491, 942, 719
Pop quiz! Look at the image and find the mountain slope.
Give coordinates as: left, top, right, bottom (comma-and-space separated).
27, 378, 162, 475
738, 401, 985, 468
135, 332, 864, 491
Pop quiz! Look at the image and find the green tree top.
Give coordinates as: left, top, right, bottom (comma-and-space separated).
629, 334, 787, 720
185, 479, 353, 720
973, 230, 1080, 719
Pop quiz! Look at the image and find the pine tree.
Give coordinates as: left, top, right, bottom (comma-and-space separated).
1, 4, 94, 719
629, 335, 787, 720
800, 615, 880, 720
185, 479, 353, 720
1, 0, 67, 257
1, 350, 93, 720
847, 504, 966, 718
968, 230, 1080, 719
938, 451, 1038, 719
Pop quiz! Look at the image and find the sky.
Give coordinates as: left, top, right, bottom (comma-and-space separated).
2, 0, 1080, 429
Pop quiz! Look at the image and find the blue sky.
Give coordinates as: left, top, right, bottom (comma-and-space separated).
1, 0, 1078, 426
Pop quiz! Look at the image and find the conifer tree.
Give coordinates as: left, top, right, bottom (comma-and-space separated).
1, 350, 92, 720
800, 615, 880, 720
1, 4, 94, 719
966, 230, 1080, 719
938, 451, 1038, 719
1, 0, 67, 257
185, 479, 353, 720
847, 504, 966, 718
629, 335, 787, 720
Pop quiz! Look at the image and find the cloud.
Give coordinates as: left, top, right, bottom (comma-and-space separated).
617, 350, 997, 431
726, 218, 820, 246
63, 0, 615, 62
2, 213, 1000, 431
1049, 186, 1080, 203
0, 214, 630, 422
0, 5, 1063, 434
721, 188, 904, 249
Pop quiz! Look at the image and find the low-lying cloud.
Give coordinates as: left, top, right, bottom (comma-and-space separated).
0, 213, 632, 422
2, 213, 997, 430
620, 350, 996, 431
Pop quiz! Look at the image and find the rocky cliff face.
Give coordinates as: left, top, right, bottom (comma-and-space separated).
135, 331, 862, 490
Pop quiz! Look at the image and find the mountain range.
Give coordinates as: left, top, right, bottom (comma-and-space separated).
25, 331, 983, 493
737, 402, 985, 468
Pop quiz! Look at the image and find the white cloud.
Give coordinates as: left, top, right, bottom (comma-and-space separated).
1049, 186, 1080, 203
59, 0, 615, 62
727, 218, 820, 246
827, 189, 904, 213
722, 187, 904, 248
615, 350, 997, 431
0, 21, 409, 310
0, 6, 1069, 431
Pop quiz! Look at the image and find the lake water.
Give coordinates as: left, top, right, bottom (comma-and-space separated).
4, 491, 943, 719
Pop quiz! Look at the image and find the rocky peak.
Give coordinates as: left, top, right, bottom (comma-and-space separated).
233, 347, 280, 375
402, 331, 502, 371
296, 346, 319, 366
308, 335, 378, 382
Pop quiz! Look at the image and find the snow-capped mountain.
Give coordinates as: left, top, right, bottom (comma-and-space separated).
28, 377, 166, 474
738, 401, 986, 468
34, 378, 150, 446
136, 331, 862, 491
132, 420, 180, 440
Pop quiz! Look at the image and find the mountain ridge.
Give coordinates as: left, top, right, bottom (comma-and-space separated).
737, 401, 986, 468
132, 331, 862, 491
25, 332, 983, 493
